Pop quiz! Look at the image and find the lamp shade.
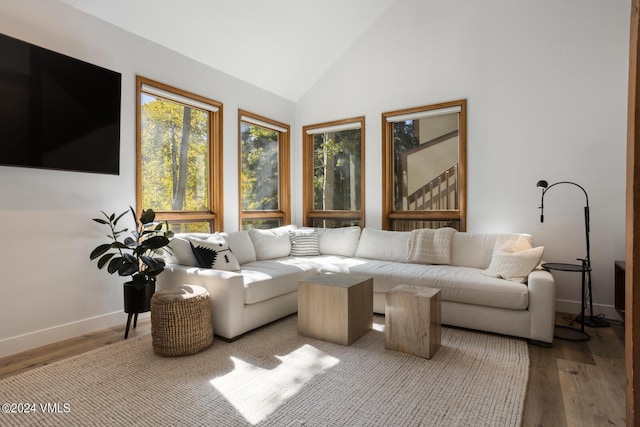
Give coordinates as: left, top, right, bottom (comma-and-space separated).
536, 180, 549, 189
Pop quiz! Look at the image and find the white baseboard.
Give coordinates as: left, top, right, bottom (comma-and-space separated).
0, 311, 150, 359
555, 299, 623, 323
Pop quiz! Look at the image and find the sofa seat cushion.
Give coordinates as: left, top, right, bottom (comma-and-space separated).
240, 256, 346, 304
320, 258, 528, 310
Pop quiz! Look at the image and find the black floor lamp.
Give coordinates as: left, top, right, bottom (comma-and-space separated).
536, 180, 609, 341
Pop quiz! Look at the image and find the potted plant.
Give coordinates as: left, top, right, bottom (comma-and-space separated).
89, 207, 173, 337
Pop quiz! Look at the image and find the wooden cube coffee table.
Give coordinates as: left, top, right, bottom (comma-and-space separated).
298, 273, 373, 345
385, 285, 441, 359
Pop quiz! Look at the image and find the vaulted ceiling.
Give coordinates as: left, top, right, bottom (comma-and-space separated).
58, 0, 397, 101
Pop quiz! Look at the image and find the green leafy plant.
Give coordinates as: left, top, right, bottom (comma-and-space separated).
89, 207, 174, 288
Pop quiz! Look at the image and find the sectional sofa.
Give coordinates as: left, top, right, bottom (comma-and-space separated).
157, 225, 555, 344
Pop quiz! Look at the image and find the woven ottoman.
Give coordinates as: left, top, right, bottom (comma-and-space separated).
151, 284, 213, 356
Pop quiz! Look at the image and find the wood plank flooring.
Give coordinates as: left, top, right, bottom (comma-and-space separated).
523, 313, 626, 426
0, 313, 626, 426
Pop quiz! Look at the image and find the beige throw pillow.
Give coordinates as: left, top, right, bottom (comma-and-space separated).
482, 235, 543, 283
407, 227, 457, 265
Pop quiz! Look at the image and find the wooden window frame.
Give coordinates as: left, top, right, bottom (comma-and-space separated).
302, 116, 366, 228
381, 99, 467, 231
135, 76, 224, 231
238, 109, 291, 228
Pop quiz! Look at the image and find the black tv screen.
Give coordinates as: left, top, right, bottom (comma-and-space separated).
0, 33, 121, 175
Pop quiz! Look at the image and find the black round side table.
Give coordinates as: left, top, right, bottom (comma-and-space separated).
542, 262, 591, 342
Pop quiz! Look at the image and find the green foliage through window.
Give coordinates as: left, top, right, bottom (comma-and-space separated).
240, 122, 279, 211
313, 128, 361, 211
140, 94, 210, 212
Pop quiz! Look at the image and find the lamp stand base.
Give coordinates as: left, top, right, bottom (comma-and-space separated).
554, 324, 590, 342
574, 314, 610, 328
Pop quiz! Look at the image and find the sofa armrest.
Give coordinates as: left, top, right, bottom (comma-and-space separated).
526, 269, 556, 343
157, 264, 246, 339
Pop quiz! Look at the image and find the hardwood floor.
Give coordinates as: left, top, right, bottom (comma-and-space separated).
523, 313, 626, 426
0, 313, 626, 426
0, 319, 152, 381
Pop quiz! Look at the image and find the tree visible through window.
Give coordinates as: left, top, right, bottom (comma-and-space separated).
136, 77, 223, 232
140, 94, 208, 211
239, 110, 290, 229
303, 117, 365, 228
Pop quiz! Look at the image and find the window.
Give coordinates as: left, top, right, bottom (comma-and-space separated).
136, 76, 223, 232
238, 110, 290, 229
382, 100, 466, 231
303, 117, 365, 228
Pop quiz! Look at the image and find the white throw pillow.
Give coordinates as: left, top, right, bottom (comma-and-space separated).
482, 235, 543, 283
188, 236, 240, 271
289, 230, 320, 256
248, 225, 297, 260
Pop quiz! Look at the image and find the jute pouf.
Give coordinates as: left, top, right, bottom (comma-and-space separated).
151, 284, 213, 356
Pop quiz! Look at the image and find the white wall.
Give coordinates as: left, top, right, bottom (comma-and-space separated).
0, 0, 294, 357
295, 0, 630, 319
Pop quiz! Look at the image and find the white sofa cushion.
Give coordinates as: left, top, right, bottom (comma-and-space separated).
482, 235, 544, 283
241, 258, 322, 304
321, 258, 529, 310
248, 225, 297, 260
450, 232, 533, 269
221, 230, 257, 265
315, 226, 362, 257
355, 228, 410, 262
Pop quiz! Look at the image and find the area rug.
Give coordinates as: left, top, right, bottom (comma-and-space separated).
0, 315, 528, 426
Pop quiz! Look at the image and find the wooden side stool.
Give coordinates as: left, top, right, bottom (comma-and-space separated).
298, 273, 373, 346
385, 285, 441, 359
151, 284, 214, 356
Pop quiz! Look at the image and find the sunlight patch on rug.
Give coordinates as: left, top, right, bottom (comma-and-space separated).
210, 344, 339, 425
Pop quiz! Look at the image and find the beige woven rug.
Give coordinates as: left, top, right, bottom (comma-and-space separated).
0, 315, 528, 426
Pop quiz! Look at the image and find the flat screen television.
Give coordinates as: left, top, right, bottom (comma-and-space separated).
0, 32, 121, 175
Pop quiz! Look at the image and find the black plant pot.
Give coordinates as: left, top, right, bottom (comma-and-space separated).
123, 280, 156, 314
123, 280, 155, 339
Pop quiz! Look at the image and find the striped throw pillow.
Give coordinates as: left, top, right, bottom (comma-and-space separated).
289, 230, 320, 256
